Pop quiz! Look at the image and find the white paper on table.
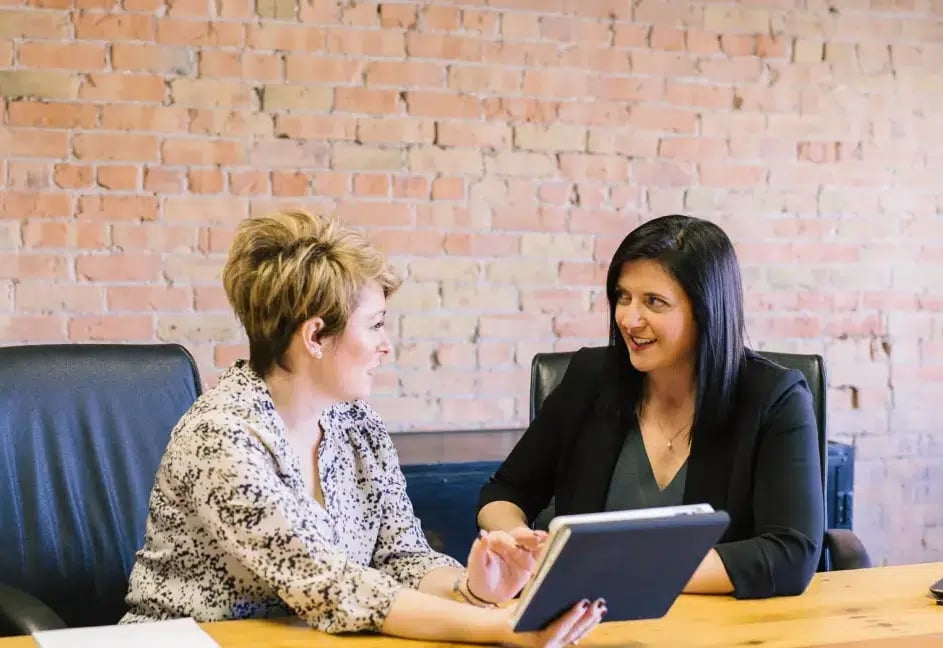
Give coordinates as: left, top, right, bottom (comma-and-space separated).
32, 618, 219, 648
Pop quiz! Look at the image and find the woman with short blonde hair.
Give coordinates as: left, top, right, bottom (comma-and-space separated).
123, 210, 604, 647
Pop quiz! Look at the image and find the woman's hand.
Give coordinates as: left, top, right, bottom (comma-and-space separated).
501, 598, 607, 647
466, 528, 549, 605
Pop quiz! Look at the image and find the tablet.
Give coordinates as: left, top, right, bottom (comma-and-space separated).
510, 504, 730, 632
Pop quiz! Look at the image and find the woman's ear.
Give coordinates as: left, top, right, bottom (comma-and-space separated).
300, 316, 326, 360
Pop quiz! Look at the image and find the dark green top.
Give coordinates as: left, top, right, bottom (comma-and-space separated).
604, 423, 687, 511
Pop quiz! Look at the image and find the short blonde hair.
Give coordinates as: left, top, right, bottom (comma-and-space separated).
222, 210, 401, 377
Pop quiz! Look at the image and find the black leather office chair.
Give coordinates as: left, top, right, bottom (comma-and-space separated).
0, 344, 203, 637
530, 348, 871, 572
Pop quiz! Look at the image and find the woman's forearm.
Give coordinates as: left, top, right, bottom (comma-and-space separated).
477, 501, 529, 532
417, 566, 463, 599
381, 587, 511, 645
682, 548, 734, 594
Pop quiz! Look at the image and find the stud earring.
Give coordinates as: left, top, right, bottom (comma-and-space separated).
313, 347, 322, 359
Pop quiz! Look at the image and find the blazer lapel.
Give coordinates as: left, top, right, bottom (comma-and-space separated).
565, 401, 629, 514
683, 424, 735, 511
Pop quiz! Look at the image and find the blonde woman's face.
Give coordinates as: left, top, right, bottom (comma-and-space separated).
321, 281, 392, 402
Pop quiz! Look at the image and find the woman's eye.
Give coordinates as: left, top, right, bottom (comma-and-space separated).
616, 292, 630, 304
647, 296, 666, 308
373, 321, 385, 330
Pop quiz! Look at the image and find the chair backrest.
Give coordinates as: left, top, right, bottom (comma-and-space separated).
529, 348, 829, 500
0, 344, 202, 629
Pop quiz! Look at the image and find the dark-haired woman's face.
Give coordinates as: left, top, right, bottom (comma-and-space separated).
614, 259, 698, 376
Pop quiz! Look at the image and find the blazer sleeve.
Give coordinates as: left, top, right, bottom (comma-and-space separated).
477, 348, 597, 524
714, 378, 825, 598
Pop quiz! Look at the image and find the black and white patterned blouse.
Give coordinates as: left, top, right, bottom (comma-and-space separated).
121, 361, 460, 634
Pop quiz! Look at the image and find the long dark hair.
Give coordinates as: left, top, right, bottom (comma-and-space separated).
605, 214, 746, 441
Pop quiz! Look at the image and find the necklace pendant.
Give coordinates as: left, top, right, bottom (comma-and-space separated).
667, 439, 673, 450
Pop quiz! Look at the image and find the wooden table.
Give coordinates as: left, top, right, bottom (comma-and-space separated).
4, 562, 943, 647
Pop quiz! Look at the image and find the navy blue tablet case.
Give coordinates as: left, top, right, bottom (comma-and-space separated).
513, 510, 731, 632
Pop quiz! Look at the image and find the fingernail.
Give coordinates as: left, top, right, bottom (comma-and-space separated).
479, 529, 486, 538
580, 599, 590, 609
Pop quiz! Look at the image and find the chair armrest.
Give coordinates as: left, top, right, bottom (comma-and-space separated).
0, 584, 66, 637
825, 529, 872, 571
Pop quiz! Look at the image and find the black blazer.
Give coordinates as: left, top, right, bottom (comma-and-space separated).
478, 346, 825, 599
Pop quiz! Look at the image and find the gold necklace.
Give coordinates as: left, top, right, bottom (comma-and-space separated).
637, 400, 692, 451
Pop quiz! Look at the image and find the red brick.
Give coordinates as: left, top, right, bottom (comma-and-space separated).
379, 3, 417, 29
0, 191, 72, 218
18, 42, 107, 70
558, 154, 629, 181
630, 50, 698, 77
629, 105, 698, 134
16, 283, 103, 312
448, 65, 521, 94
650, 27, 685, 51
613, 23, 648, 47
22, 221, 106, 248
0, 315, 66, 341
107, 286, 192, 311
405, 91, 481, 119
756, 34, 788, 58
313, 171, 351, 196
334, 87, 400, 114
144, 167, 186, 193
198, 50, 282, 81
372, 229, 444, 255
0, 254, 68, 279
431, 177, 464, 200
73, 12, 155, 40
79, 73, 165, 102
0, 128, 69, 157
162, 139, 246, 165
163, 196, 247, 224
326, 28, 405, 57
78, 195, 159, 221
6, 161, 49, 191
276, 115, 357, 140
541, 16, 611, 44
198, 227, 237, 254
111, 223, 198, 252
699, 164, 769, 187
229, 171, 269, 195
333, 200, 414, 228
68, 315, 154, 341
76, 254, 162, 281
74, 133, 159, 162
53, 164, 93, 189
686, 29, 721, 54
194, 285, 230, 310
272, 171, 310, 196
462, 9, 500, 35
166, 0, 211, 16
659, 138, 728, 161
100, 105, 190, 132
285, 55, 363, 83
392, 175, 429, 199
170, 79, 253, 108
352, 173, 389, 197
97, 166, 139, 191
154, 20, 242, 47
558, 46, 632, 73
798, 141, 841, 163
188, 169, 224, 194
492, 206, 566, 231
484, 97, 559, 124
365, 60, 444, 87
444, 233, 520, 257
406, 32, 482, 61
437, 121, 511, 148
357, 117, 433, 145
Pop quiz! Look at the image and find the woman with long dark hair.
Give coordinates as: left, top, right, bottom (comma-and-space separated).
478, 214, 824, 599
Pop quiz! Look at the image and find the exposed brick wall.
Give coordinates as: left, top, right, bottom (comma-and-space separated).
1, 0, 941, 565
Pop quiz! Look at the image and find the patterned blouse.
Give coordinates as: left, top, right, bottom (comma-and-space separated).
121, 361, 460, 634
